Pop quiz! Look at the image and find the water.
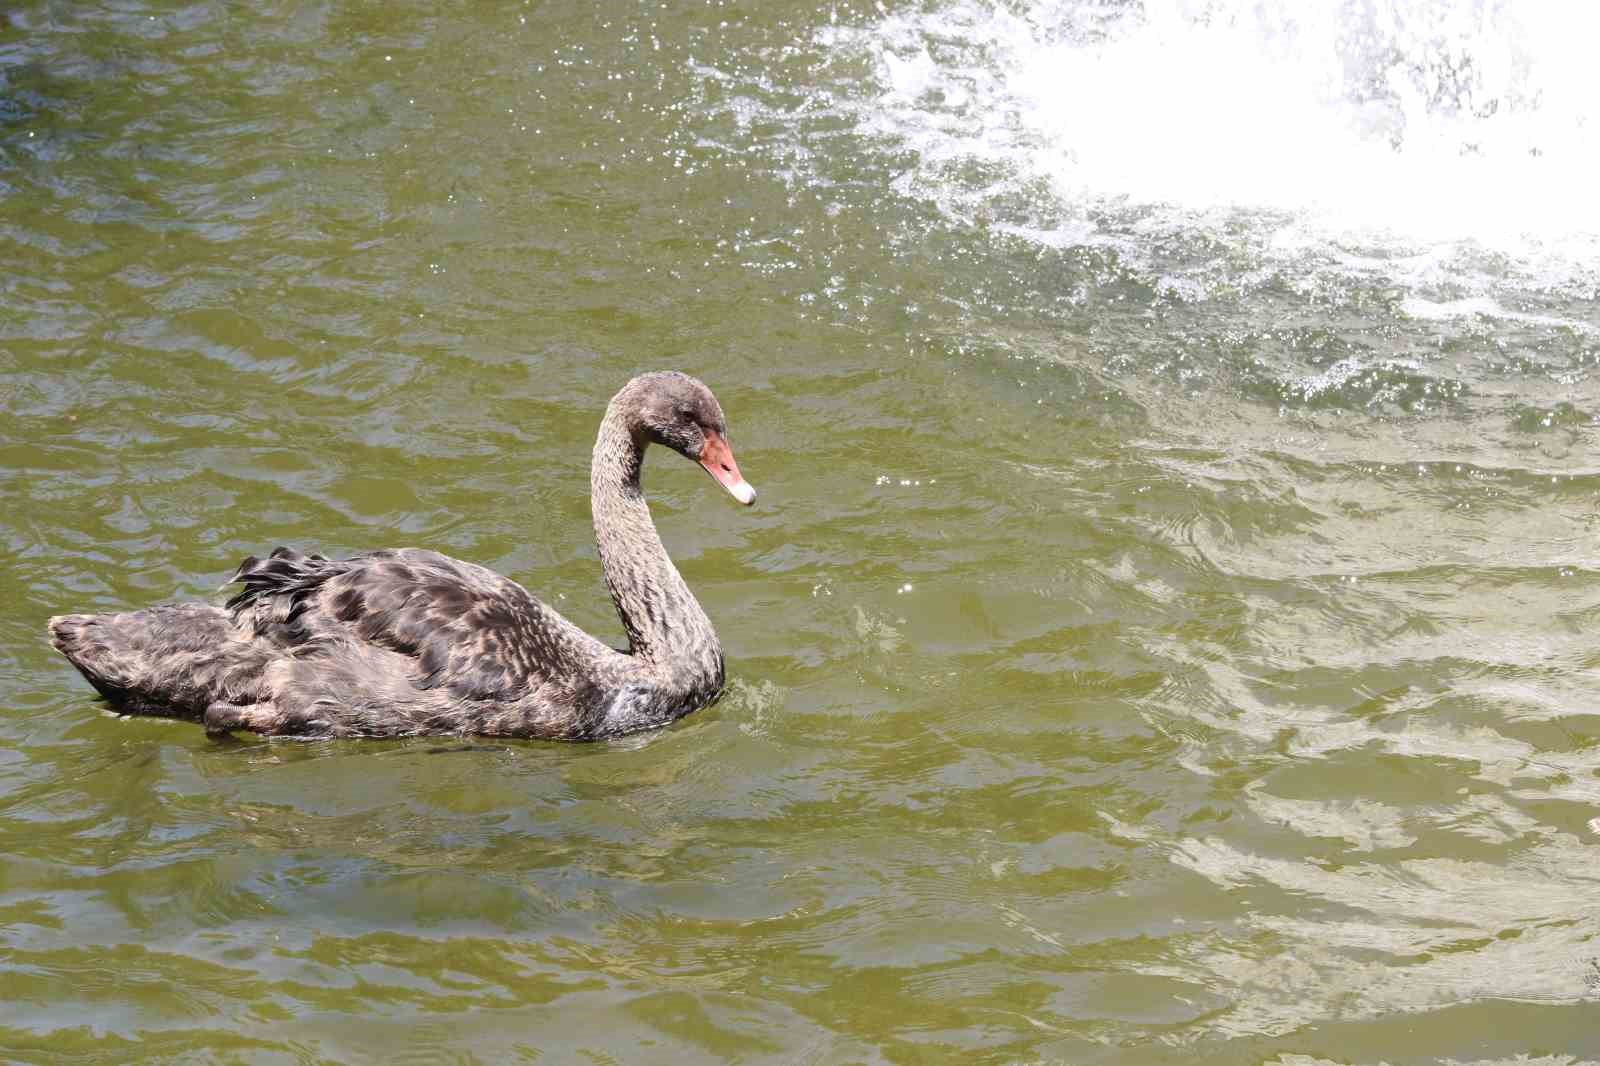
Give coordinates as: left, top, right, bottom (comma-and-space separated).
4, 0, 1599, 1061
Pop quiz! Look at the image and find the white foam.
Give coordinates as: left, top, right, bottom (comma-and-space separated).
822, 0, 1600, 293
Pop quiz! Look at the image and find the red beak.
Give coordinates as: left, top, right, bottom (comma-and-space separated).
698, 431, 756, 505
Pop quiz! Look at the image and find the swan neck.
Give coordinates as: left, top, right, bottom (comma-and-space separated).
590, 406, 722, 685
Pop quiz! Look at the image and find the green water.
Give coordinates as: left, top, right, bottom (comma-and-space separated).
5, 1, 1600, 1062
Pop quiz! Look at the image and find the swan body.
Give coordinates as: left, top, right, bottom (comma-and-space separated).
47, 372, 756, 740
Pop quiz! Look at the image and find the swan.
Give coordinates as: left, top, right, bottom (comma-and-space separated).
47, 371, 757, 740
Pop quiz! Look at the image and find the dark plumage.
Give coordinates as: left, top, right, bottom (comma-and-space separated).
47, 372, 757, 740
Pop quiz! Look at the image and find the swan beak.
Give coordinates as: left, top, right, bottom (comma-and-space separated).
699, 431, 756, 505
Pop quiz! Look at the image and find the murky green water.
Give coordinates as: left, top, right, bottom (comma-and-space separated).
5, 0, 1600, 1062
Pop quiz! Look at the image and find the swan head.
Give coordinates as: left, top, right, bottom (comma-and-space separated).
620, 371, 757, 506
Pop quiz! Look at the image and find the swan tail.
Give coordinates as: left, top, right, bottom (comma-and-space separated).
47, 605, 271, 722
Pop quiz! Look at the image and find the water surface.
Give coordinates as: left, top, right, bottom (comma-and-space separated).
4, 0, 1600, 1062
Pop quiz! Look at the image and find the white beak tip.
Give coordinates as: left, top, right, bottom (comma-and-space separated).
728, 480, 757, 505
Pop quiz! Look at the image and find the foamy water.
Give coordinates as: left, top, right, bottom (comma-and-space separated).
822, 0, 1600, 305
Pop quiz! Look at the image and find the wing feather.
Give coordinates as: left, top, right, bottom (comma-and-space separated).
228, 546, 616, 703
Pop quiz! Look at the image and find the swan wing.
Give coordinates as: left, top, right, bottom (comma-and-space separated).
226, 546, 618, 703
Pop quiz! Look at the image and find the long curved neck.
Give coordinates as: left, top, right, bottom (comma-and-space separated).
590, 405, 723, 689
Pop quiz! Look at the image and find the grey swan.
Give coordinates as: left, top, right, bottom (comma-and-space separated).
47, 371, 757, 740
